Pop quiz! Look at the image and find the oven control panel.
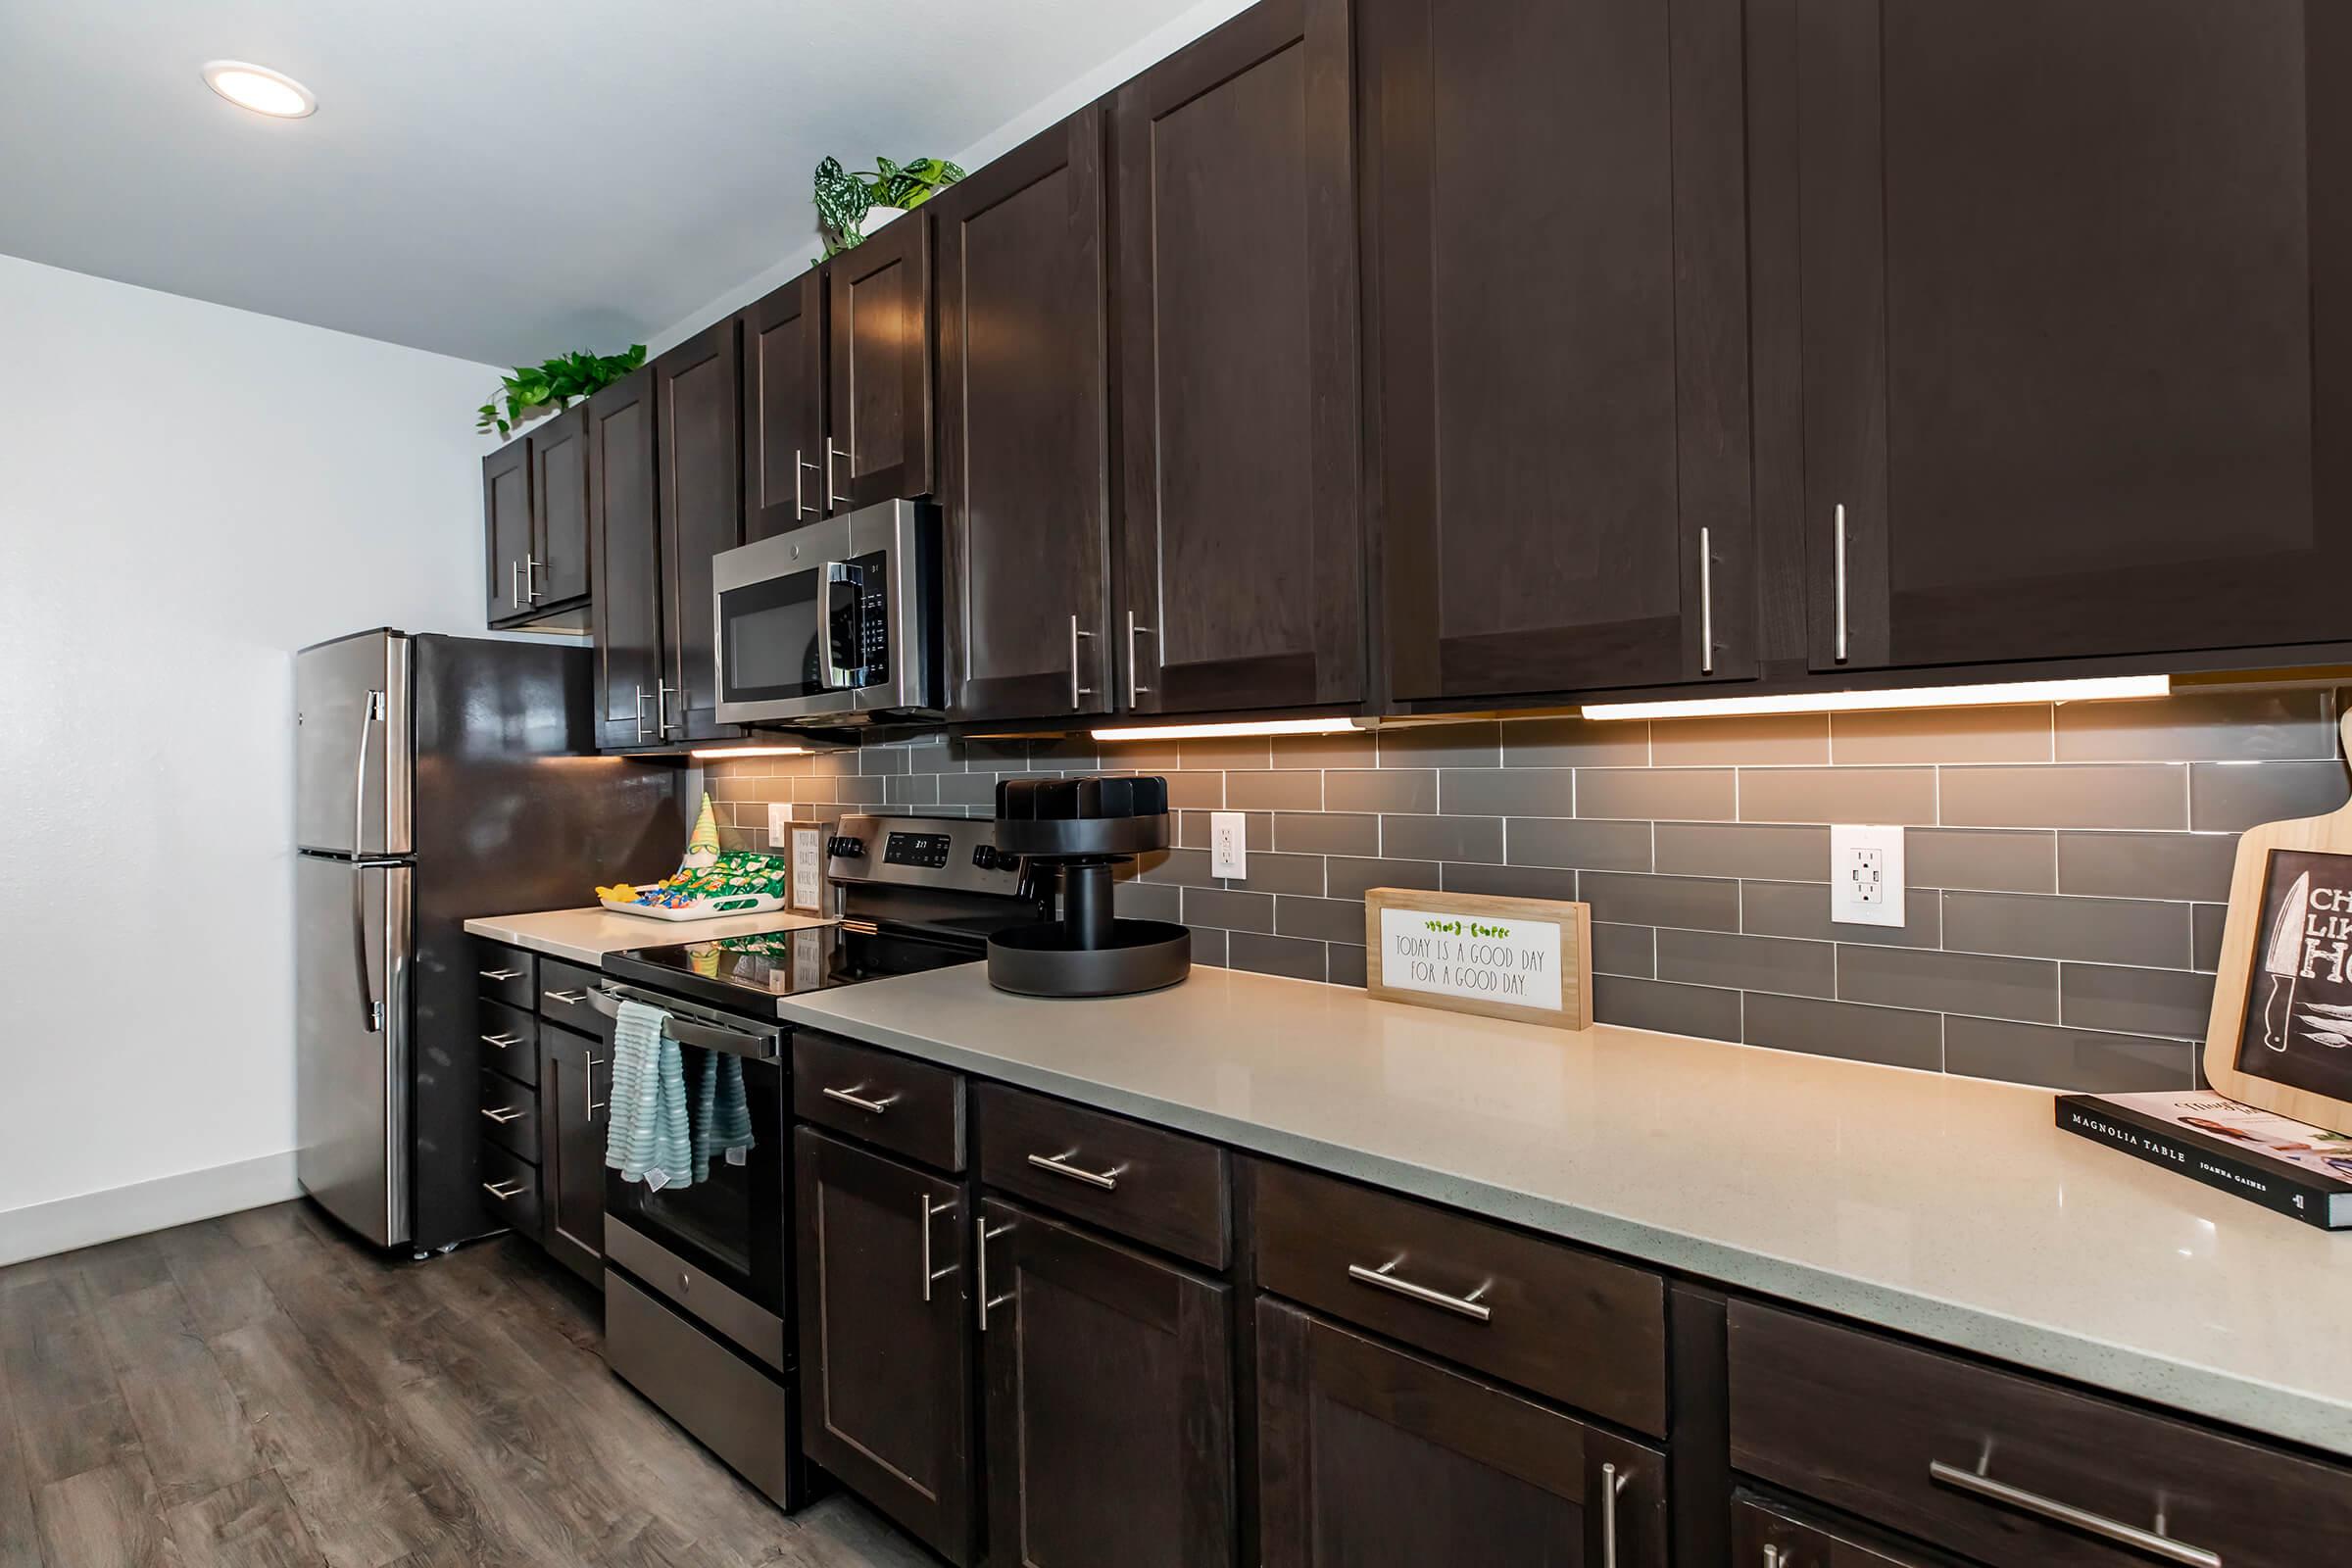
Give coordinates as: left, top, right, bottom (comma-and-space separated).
826, 814, 1027, 895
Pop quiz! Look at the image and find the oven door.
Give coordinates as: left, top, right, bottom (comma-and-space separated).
596, 991, 790, 1332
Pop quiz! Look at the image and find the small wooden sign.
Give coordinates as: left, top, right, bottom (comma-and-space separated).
1363, 888, 1593, 1030
786, 823, 827, 914
2204, 711, 2352, 1133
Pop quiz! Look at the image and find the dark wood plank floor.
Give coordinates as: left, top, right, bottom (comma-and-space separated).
0, 1201, 935, 1568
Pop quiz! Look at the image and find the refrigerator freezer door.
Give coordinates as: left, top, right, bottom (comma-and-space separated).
296, 630, 413, 857
297, 853, 414, 1247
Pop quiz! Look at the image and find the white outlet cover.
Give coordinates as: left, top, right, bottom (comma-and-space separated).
1210, 810, 1248, 879
767, 803, 796, 841
1831, 823, 1906, 928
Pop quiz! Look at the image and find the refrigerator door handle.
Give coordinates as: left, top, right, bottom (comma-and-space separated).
353, 863, 382, 1033
353, 688, 385, 855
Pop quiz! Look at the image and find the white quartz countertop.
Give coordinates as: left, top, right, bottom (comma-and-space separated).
774, 963, 2352, 1458
464, 906, 834, 966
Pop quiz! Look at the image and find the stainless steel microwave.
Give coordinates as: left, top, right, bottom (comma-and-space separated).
712, 500, 943, 726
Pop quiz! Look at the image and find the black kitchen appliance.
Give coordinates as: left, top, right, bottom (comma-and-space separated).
594, 814, 1043, 1508
987, 775, 1192, 998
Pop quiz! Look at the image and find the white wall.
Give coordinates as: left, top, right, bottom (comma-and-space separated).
0, 253, 497, 1256
645, 0, 1256, 358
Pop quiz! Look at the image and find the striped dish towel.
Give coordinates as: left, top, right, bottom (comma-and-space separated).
606, 1000, 693, 1190
694, 1053, 757, 1183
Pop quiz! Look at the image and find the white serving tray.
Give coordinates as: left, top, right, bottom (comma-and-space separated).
597, 894, 791, 921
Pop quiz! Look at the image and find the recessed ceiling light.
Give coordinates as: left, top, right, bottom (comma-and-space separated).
202, 60, 317, 119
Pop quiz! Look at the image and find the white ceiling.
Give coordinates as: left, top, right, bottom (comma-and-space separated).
0, 1, 1227, 367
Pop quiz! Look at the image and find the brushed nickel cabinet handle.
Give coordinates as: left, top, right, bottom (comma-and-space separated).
477, 967, 523, 981
977, 1218, 1015, 1330
657, 681, 678, 739
481, 1107, 524, 1125
1027, 1152, 1122, 1191
919, 1197, 957, 1301
480, 1032, 521, 1049
1928, 1459, 2218, 1567
1600, 1462, 1631, 1568
1126, 610, 1153, 706
822, 1085, 898, 1115
524, 555, 544, 603
1698, 525, 1715, 675
633, 684, 653, 742
1068, 615, 1099, 710
1347, 1257, 1493, 1321
543, 989, 587, 1005
1833, 503, 1849, 662
482, 1180, 526, 1200
796, 448, 821, 517
586, 1054, 604, 1121
510, 561, 522, 610
827, 438, 855, 505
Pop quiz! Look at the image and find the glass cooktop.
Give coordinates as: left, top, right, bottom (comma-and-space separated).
604, 922, 986, 1015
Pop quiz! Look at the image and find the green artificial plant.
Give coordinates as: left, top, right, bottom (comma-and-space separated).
813, 155, 966, 259
476, 345, 648, 438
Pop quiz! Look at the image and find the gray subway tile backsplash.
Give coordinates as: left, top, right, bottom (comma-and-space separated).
702, 688, 2332, 1092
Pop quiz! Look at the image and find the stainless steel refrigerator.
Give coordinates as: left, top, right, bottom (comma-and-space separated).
295, 629, 686, 1253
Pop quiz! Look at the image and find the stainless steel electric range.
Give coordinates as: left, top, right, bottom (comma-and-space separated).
590, 814, 1044, 1508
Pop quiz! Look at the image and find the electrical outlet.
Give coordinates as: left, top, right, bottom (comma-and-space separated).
767, 803, 796, 842
1831, 824, 1906, 928
1210, 810, 1248, 879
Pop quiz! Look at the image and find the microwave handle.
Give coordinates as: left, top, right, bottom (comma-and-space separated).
819, 561, 865, 689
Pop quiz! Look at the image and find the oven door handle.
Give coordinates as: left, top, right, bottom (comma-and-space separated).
587, 986, 782, 1062
818, 561, 866, 690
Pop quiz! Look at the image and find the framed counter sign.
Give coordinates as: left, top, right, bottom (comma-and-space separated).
2206, 714, 2352, 1132
1364, 888, 1592, 1029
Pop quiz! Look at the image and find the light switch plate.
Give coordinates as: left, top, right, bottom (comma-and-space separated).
1831, 824, 1906, 927
767, 803, 796, 842
1210, 811, 1248, 879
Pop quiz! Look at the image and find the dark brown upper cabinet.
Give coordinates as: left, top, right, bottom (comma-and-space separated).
586, 368, 663, 750
980, 1198, 1236, 1568
528, 405, 593, 611
1255, 1298, 1668, 1567
1114, 0, 1364, 715
827, 216, 935, 509
653, 319, 746, 745
1366, 0, 1752, 705
741, 269, 828, 543
482, 435, 535, 625
794, 1127, 977, 1567
936, 108, 1115, 722
1794, 0, 2352, 673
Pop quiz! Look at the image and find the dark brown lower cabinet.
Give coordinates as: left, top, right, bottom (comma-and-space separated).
537, 1022, 609, 1285
978, 1198, 1236, 1568
794, 1127, 977, 1566
1256, 1298, 1666, 1566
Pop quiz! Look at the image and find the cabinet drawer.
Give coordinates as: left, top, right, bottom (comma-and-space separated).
477, 1070, 539, 1161
975, 1084, 1228, 1268
793, 1031, 965, 1172
472, 940, 536, 1009
536, 957, 605, 1035
473, 997, 539, 1086
478, 1141, 542, 1242
1728, 1299, 2352, 1568
1732, 1497, 1946, 1567
1248, 1159, 1667, 1438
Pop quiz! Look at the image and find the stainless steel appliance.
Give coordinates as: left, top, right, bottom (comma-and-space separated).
294, 629, 685, 1254
596, 814, 1043, 1509
711, 499, 943, 726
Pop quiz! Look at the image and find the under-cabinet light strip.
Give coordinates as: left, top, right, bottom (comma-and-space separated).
689, 745, 817, 759
1090, 717, 1365, 742
1579, 674, 2171, 721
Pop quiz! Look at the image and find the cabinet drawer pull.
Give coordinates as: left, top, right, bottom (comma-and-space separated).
796, 449, 819, 517
1347, 1257, 1493, 1322
543, 989, 587, 1005
1027, 1151, 1122, 1191
822, 1084, 898, 1115
977, 1219, 1016, 1330
481, 1107, 525, 1125
1126, 610, 1153, 705
478, 968, 523, 981
1600, 1461, 1630, 1568
1068, 615, 1097, 710
1761, 1548, 1783, 1568
524, 555, 543, 603
482, 1180, 526, 1200
1928, 1458, 2220, 1567
480, 1032, 522, 1049
1698, 524, 1715, 675
633, 684, 653, 742
586, 1054, 604, 1121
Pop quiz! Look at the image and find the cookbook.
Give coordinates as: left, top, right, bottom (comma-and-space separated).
2056, 1090, 2352, 1230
